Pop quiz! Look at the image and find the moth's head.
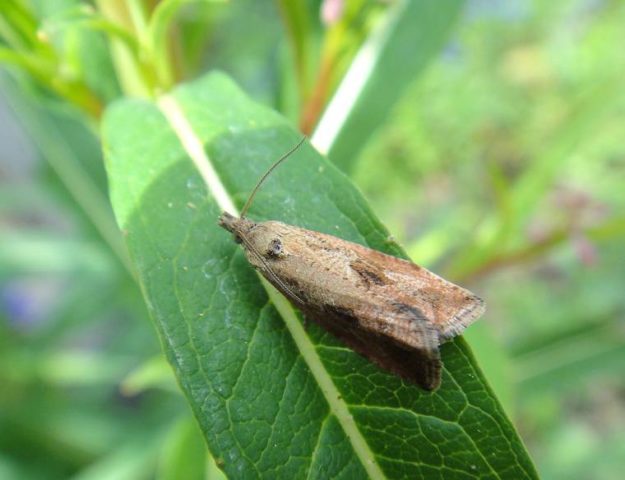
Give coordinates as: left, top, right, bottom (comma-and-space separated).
241, 222, 286, 260
218, 212, 256, 244
219, 212, 286, 263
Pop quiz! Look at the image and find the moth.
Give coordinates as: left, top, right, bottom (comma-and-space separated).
218, 137, 485, 390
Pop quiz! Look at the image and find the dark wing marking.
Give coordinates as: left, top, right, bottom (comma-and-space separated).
349, 258, 388, 287
310, 302, 442, 390
392, 302, 429, 324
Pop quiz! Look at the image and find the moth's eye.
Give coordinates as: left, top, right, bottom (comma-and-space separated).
266, 238, 283, 257
233, 234, 243, 244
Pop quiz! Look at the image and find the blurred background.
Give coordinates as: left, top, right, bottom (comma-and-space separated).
1, 0, 624, 479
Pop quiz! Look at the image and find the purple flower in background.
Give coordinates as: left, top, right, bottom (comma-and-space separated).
1, 280, 59, 330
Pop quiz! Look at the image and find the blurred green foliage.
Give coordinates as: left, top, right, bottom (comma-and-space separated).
355, 1, 625, 477
0, 0, 623, 478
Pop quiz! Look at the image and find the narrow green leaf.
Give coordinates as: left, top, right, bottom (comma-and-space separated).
72, 433, 166, 480
102, 72, 537, 479
0, 74, 133, 276
319, 0, 465, 172
0, 0, 40, 51
275, 0, 314, 99
157, 417, 215, 480
0, 232, 113, 278
121, 355, 178, 395
0, 47, 49, 81
147, 0, 225, 87
40, 6, 140, 55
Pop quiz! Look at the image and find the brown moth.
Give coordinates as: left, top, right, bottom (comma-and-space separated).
218, 138, 485, 390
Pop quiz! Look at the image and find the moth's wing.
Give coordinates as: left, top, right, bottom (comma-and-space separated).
257, 253, 442, 389
243, 222, 480, 390
348, 251, 485, 342
305, 302, 442, 390
435, 289, 485, 341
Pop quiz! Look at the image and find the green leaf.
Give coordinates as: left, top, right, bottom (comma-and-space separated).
102, 72, 537, 479
0, 231, 113, 278
0, 72, 129, 274
40, 5, 140, 55
120, 355, 178, 395
319, 0, 465, 172
275, 0, 315, 100
157, 417, 216, 480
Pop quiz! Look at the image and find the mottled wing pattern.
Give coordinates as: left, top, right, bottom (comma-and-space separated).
339, 240, 485, 341
233, 219, 485, 390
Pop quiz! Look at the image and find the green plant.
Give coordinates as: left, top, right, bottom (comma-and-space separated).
8, 1, 622, 479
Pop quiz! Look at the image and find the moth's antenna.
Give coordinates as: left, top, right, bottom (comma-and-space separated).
240, 135, 307, 218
